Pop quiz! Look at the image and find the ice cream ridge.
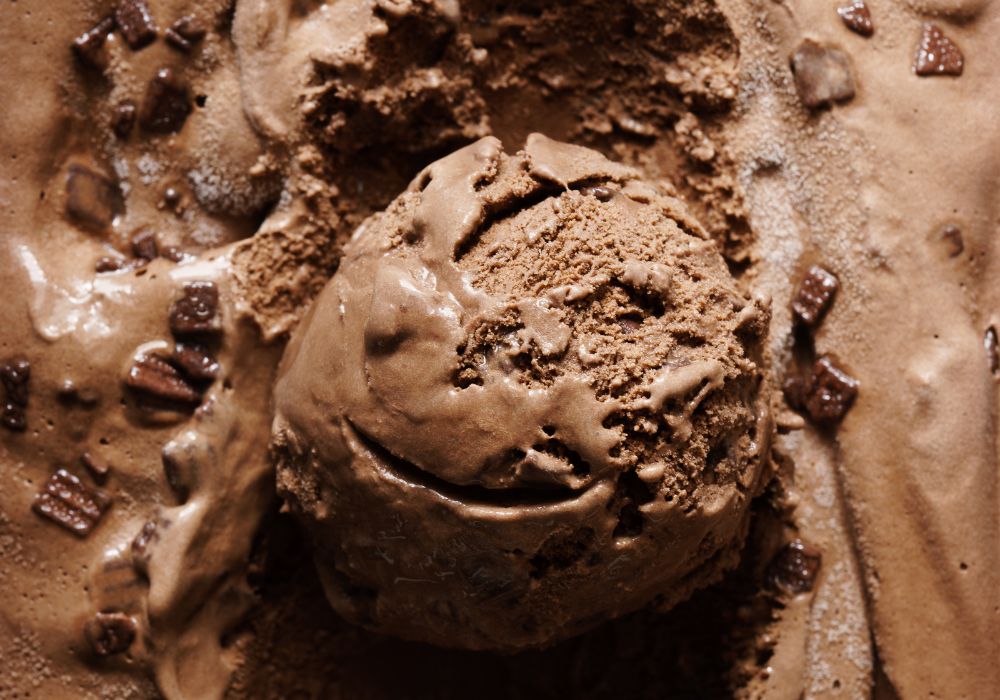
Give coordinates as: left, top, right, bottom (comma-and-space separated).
272, 133, 773, 650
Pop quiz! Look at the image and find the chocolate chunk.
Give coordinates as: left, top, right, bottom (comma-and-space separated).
169, 281, 221, 336
32, 469, 111, 537
173, 343, 220, 381
139, 68, 192, 134
579, 185, 615, 202
2, 404, 26, 431
81, 451, 111, 483
804, 355, 859, 424
164, 28, 191, 52
111, 101, 137, 139
66, 164, 123, 232
96, 255, 126, 273
790, 40, 856, 109
792, 265, 839, 326
126, 354, 202, 406
57, 380, 101, 407
84, 612, 136, 656
72, 17, 114, 68
837, 1, 873, 37
915, 23, 963, 77
160, 246, 188, 263
114, 0, 157, 50
130, 229, 158, 261
171, 15, 206, 44
131, 518, 168, 572
767, 540, 822, 595
985, 327, 998, 375
1, 358, 31, 407
162, 186, 181, 207
941, 225, 964, 257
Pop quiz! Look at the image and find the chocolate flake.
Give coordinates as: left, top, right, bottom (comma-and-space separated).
767, 540, 822, 595
941, 225, 964, 258
84, 611, 136, 656
837, 1, 873, 37
114, 0, 157, 50
131, 229, 159, 261
111, 101, 137, 139
792, 265, 839, 327
804, 355, 859, 424
81, 451, 111, 483
914, 23, 963, 77
139, 68, 192, 134
173, 342, 220, 381
66, 164, 123, 232
73, 17, 114, 68
1, 358, 30, 432
790, 40, 856, 109
32, 469, 111, 537
169, 281, 221, 336
985, 327, 998, 375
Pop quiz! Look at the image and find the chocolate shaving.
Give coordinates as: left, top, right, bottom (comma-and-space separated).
139, 68, 192, 134
165, 28, 191, 52
169, 281, 221, 336
66, 164, 123, 233
84, 612, 136, 656
792, 265, 839, 327
72, 17, 114, 68
32, 469, 111, 537
173, 342, 220, 381
125, 354, 202, 406
767, 540, 822, 595
914, 23, 963, 77
131, 517, 169, 573
837, 1, 873, 37
790, 40, 856, 109
112, 101, 137, 139
114, 0, 157, 50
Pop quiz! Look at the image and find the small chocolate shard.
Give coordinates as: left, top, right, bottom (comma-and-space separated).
96, 255, 126, 273
915, 23, 963, 77
81, 451, 111, 483
72, 17, 114, 68
32, 469, 111, 537
985, 327, 998, 375
169, 281, 221, 336
111, 101, 137, 139
804, 355, 859, 424
139, 68, 192, 134
130, 229, 158, 261
767, 540, 822, 595
579, 184, 615, 202
162, 186, 181, 208
84, 612, 136, 656
837, 1, 873, 37
792, 265, 839, 326
131, 518, 168, 572
126, 354, 203, 406
66, 164, 123, 232
941, 225, 964, 258
114, 0, 157, 50
173, 343, 220, 381
790, 40, 856, 109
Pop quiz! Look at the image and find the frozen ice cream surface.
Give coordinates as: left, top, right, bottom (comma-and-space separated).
271, 134, 772, 650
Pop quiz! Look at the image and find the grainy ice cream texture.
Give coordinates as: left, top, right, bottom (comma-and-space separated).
271, 134, 773, 650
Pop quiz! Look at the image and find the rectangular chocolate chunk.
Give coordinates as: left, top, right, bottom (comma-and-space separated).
804, 355, 858, 424
139, 68, 192, 134
792, 265, 839, 326
114, 0, 157, 50
32, 469, 111, 537
72, 17, 114, 68
66, 164, 123, 233
169, 281, 221, 335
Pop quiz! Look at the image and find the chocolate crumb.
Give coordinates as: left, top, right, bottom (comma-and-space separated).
32, 469, 111, 537
804, 355, 859, 424
941, 225, 964, 258
169, 281, 221, 336
792, 265, 839, 327
767, 540, 822, 595
163, 186, 181, 207
915, 23, 963, 77
111, 101, 137, 139
96, 255, 127, 273
66, 164, 123, 232
139, 68, 192, 134
1, 358, 31, 407
837, 1, 873, 37
81, 451, 111, 483
790, 40, 856, 109
126, 354, 203, 406
985, 327, 998, 375
72, 17, 114, 68
173, 342, 220, 381
130, 229, 158, 261
114, 0, 157, 50
57, 380, 101, 407
84, 612, 136, 656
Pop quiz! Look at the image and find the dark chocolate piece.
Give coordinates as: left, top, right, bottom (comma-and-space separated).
914, 23, 963, 77
130, 229, 158, 260
171, 15, 206, 43
84, 612, 136, 656
125, 354, 202, 406
96, 255, 127, 273
32, 469, 111, 537
139, 68, 192, 134
81, 451, 111, 483
72, 17, 114, 68
579, 184, 615, 202
173, 342, 220, 381
160, 246, 188, 263
65, 164, 123, 232
767, 540, 822, 595
792, 265, 839, 327
169, 281, 221, 336
837, 1, 873, 37
1, 358, 31, 407
804, 355, 859, 424
114, 0, 157, 50
111, 101, 137, 139
790, 40, 856, 109
985, 327, 998, 375
940, 225, 964, 258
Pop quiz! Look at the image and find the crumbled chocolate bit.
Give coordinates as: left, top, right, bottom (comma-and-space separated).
72, 17, 114, 68
57, 380, 101, 407
1, 358, 31, 407
126, 354, 202, 406
130, 229, 158, 261
81, 451, 111, 483
792, 265, 839, 326
767, 540, 822, 595
915, 23, 963, 77
985, 327, 998, 375
804, 355, 859, 424
790, 40, 856, 109
169, 281, 221, 336
159, 246, 188, 263
114, 0, 157, 50
173, 343, 220, 381
32, 469, 111, 537
837, 1, 873, 37
65, 164, 123, 232
139, 68, 192, 134
579, 184, 615, 202
111, 101, 136, 139
941, 225, 964, 257
96, 255, 126, 273
84, 612, 136, 656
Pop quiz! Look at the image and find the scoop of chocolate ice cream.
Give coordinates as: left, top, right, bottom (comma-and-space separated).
271, 134, 772, 650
